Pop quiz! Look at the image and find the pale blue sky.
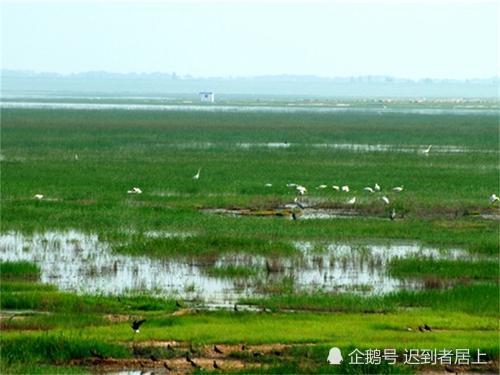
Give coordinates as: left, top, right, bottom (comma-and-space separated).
1, 1, 498, 79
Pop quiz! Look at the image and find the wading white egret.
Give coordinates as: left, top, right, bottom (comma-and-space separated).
316, 184, 327, 189
374, 183, 381, 191
363, 187, 375, 193
422, 145, 432, 155
341, 185, 349, 192
347, 197, 356, 205
392, 186, 403, 192
34, 194, 44, 200
127, 187, 142, 194
74, 154, 79, 161
490, 194, 500, 204
193, 168, 201, 180
332, 185, 340, 191
381, 196, 390, 205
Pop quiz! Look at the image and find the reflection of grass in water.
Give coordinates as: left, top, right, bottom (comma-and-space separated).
255, 276, 295, 294
207, 265, 260, 278
388, 258, 498, 279
0, 261, 40, 280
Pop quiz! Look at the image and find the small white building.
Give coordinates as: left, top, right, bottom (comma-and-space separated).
199, 92, 215, 103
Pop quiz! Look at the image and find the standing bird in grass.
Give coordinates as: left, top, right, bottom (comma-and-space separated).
186, 355, 199, 368
332, 185, 340, 191
131, 319, 146, 333
291, 212, 298, 221
381, 196, 390, 205
422, 145, 432, 155
34, 194, 44, 200
341, 185, 350, 192
193, 168, 201, 180
374, 183, 381, 192
296, 185, 307, 195
392, 186, 404, 192
363, 187, 375, 193
389, 209, 396, 221
213, 360, 221, 370
489, 194, 499, 204
347, 197, 356, 205
214, 345, 223, 354
74, 154, 79, 161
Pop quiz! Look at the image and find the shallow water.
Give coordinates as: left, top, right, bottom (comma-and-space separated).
0, 231, 476, 303
1, 101, 498, 116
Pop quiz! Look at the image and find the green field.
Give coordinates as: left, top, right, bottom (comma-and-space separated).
1, 105, 499, 374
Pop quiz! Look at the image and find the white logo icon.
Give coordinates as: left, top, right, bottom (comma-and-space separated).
327, 347, 343, 365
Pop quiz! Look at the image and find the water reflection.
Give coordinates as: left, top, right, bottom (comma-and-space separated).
0, 231, 474, 303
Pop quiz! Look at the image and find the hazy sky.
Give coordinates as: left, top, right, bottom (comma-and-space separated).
1, 1, 498, 79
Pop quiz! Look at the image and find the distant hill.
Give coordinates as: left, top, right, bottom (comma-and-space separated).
1, 70, 498, 98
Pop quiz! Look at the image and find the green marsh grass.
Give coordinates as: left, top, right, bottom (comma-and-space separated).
0, 261, 40, 280
388, 258, 499, 279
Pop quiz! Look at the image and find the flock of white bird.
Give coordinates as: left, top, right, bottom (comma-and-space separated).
31, 160, 500, 208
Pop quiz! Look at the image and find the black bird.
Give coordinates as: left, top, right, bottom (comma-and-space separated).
272, 349, 283, 356
167, 344, 174, 351
253, 351, 263, 357
291, 212, 298, 221
150, 354, 158, 362
186, 355, 199, 368
131, 319, 146, 333
233, 304, 239, 312
214, 345, 223, 354
445, 365, 457, 374
175, 300, 182, 308
213, 360, 221, 370
418, 326, 425, 332
423, 324, 432, 331
241, 345, 247, 351
90, 349, 104, 360
163, 362, 172, 371
389, 209, 396, 221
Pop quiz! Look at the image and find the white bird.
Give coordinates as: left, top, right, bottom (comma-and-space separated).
341, 185, 350, 192
422, 145, 432, 155
264, 183, 273, 187
392, 186, 404, 192
347, 197, 356, 205
389, 208, 396, 221
296, 185, 307, 195
381, 196, 390, 205
193, 168, 201, 180
374, 183, 381, 192
74, 154, 79, 161
316, 184, 328, 189
34, 194, 44, 200
363, 187, 375, 193
127, 187, 142, 194
332, 185, 340, 191
489, 194, 500, 204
